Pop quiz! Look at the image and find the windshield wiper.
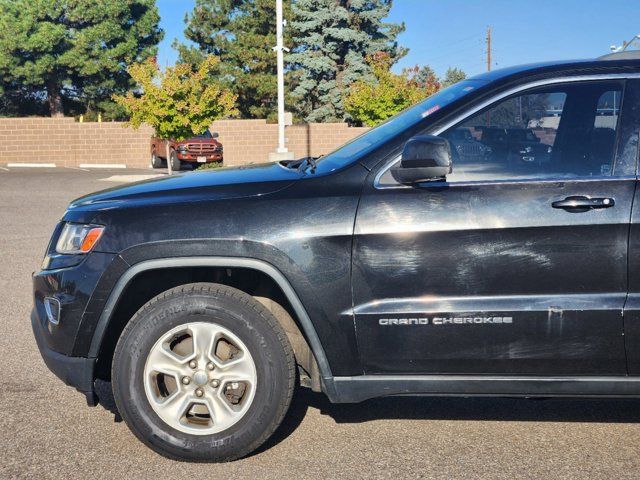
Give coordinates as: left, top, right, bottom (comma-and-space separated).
305, 156, 318, 170
280, 156, 321, 172
279, 158, 306, 169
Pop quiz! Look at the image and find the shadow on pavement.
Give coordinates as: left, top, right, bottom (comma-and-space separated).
296, 388, 640, 424
95, 380, 640, 457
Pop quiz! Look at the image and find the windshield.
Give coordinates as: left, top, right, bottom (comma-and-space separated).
314, 79, 488, 173
195, 129, 212, 138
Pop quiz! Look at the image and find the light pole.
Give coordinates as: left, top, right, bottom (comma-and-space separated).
269, 0, 294, 162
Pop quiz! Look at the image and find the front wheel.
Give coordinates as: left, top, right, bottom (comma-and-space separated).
169, 150, 182, 172
111, 283, 296, 462
150, 151, 164, 169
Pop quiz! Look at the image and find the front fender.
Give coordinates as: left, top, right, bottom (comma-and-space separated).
86, 256, 334, 383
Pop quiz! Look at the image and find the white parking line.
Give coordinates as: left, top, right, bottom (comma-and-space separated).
0, 166, 9, 171
7, 163, 56, 168
66, 166, 90, 172
79, 163, 127, 169
99, 174, 164, 183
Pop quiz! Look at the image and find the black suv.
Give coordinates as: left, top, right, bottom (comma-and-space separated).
33, 53, 640, 462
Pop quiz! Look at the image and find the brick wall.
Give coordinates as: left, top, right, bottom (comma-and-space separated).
0, 117, 153, 168
210, 119, 370, 166
0, 117, 368, 168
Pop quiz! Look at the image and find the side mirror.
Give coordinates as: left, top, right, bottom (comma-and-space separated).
212, 132, 219, 139
391, 135, 453, 185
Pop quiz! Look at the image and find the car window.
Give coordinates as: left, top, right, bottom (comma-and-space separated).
595, 90, 621, 128
378, 81, 624, 186
196, 129, 212, 138
440, 82, 623, 182
313, 79, 489, 174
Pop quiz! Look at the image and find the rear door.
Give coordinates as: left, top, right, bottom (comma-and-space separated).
352, 78, 636, 375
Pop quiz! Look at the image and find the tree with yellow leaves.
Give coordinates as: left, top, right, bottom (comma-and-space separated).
115, 55, 237, 173
344, 52, 440, 127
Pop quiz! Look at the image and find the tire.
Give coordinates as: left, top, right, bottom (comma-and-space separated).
112, 283, 296, 462
169, 150, 182, 172
150, 151, 164, 169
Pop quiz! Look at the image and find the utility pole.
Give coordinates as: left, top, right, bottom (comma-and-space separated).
270, 0, 294, 162
484, 26, 492, 127
486, 26, 492, 72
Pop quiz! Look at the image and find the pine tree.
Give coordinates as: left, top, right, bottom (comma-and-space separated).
414, 65, 439, 89
442, 67, 467, 87
289, 0, 405, 123
177, 0, 292, 119
0, 0, 162, 118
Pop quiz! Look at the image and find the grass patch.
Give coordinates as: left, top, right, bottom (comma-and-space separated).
196, 161, 224, 170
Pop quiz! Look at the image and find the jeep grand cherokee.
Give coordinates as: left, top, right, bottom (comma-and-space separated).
33, 52, 640, 461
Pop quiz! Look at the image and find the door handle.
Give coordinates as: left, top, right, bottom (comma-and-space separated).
552, 196, 615, 211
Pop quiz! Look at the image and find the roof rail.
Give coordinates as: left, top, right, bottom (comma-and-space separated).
599, 50, 640, 61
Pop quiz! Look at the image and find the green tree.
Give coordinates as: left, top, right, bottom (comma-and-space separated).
177, 0, 292, 119
441, 67, 467, 87
344, 53, 439, 127
413, 65, 439, 90
289, 0, 406, 123
114, 56, 238, 174
0, 0, 162, 118
0, 80, 49, 117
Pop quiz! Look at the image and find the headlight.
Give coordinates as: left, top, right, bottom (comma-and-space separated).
55, 223, 105, 254
178, 145, 188, 152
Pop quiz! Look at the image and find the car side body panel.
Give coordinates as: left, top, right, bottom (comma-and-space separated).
352, 178, 634, 375
352, 75, 639, 376
68, 164, 369, 376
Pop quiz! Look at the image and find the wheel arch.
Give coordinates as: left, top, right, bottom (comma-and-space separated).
89, 257, 332, 389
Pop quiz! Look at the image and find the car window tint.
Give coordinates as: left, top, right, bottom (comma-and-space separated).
595, 90, 621, 128
439, 82, 623, 182
196, 129, 213, 138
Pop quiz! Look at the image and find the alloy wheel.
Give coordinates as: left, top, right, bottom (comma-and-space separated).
143, 322, 257, 435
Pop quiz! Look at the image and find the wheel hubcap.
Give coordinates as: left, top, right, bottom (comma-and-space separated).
193, 371, 208, 386
143, 321, 257, 435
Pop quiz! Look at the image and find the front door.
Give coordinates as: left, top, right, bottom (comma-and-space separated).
352, 79, 635, 375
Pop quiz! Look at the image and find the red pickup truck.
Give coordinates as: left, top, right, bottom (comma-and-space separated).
151, 129, 223, 170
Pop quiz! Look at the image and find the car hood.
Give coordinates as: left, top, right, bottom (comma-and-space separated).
66, 162, 303, 217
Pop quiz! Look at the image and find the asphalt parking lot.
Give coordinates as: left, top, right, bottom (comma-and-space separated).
2, 167, 640, 479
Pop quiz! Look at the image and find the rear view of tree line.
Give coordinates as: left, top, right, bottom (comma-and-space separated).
0, 0, 467, 126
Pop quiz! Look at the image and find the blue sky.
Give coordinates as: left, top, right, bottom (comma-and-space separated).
157, 0, 639, 77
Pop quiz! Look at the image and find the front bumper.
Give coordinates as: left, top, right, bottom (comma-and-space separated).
176, 152, 223, 163
31, 251, 122, 405
32, 310, 97, 405
33, 252, 118, 355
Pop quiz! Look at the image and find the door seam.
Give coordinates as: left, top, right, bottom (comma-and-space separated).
622, 177, 638, 375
